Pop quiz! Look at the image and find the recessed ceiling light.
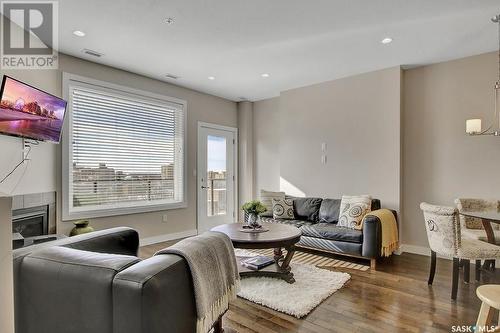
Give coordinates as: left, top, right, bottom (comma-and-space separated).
165, 17, 175, 25
73, 30, 86, 37
381, 37, 393, 44
261, 73, 270, 78
208, 76, 215, 80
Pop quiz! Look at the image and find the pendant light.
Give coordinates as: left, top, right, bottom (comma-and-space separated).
466, 14, 500, 136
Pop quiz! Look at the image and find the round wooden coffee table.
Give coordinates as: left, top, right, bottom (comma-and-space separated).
211, 222, 301, 283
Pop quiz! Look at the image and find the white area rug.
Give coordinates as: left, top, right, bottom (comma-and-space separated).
235, 250, 351, 318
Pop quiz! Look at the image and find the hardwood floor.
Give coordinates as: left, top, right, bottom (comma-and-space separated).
141, 242, 500, 333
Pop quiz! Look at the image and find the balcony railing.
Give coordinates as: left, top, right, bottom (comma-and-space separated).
72, 179, 175, 207
207, 178, 227, 216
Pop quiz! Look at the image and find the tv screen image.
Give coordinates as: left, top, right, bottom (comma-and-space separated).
0, 76, 67, 143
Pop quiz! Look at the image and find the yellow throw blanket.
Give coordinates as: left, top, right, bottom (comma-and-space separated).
364, 209, 399, 257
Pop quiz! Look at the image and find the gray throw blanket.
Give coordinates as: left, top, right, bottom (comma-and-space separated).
157, 231, 240, 333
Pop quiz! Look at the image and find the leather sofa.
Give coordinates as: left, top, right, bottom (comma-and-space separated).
261, 197, 397, 269
12, 227, 202, 333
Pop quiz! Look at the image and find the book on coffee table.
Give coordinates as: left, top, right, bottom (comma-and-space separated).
240, 255, 275, 270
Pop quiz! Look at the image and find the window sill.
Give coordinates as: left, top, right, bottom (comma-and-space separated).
62, 201, 187, 221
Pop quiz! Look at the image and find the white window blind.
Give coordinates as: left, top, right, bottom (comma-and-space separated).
63, 78, 186, 219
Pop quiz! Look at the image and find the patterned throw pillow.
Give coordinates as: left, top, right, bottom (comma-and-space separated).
338, 195, 372, 230
260, 190, 285, 217
272, 198, 295, 220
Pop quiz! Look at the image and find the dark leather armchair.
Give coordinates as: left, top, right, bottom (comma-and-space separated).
13, 227, 199, 333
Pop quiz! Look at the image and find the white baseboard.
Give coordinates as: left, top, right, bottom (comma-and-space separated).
400, 244, 431, 256
139, 229, 198, 246
400, 243, 452, 260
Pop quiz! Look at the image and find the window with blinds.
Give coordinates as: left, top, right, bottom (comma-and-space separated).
63, 77, 186, 219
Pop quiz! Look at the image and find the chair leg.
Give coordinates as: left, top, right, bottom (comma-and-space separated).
475, 260, 481, 282
451, 257, 459, 300
428, 250, 437, 285
483, 260, 495, 270
213, 317, 223, 333
370, 258, 377, 270
463, 259, 470, 283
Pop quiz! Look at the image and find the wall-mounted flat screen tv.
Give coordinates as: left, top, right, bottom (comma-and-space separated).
0, 76, 67, 143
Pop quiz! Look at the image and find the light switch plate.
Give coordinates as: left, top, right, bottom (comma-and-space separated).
321, 142, 327, 152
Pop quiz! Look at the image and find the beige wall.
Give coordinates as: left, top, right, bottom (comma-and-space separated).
0, 196, 14, 333
403, 52, 500, 247
237, 101, 254, 209
253, 97, 281, 194
254, 53, 500, 249
254, 68, 402, 215
0, 54, 237, 239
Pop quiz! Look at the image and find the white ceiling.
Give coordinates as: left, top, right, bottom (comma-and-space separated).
58, 0, 500, 101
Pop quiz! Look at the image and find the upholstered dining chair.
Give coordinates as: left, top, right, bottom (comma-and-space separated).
420, 203, 500, 300
455, 198, 500, 272
455, 198, 500, 243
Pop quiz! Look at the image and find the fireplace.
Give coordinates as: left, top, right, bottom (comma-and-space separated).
11, 191, 56, 237
12, 206, 49, 238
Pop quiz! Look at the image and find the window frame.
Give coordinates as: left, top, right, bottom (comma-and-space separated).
62, 73, 187, 221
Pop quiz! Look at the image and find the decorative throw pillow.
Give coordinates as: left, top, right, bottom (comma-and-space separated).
260, 190, 285, 217
338, 195, 372, 230
319, 199, 342, 223
272, 198, 295, 220
293, 197, 323, 222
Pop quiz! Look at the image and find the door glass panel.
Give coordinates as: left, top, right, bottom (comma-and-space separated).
207, 135, 227, 216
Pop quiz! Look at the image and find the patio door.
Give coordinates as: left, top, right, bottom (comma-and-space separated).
197, 122, 237, 233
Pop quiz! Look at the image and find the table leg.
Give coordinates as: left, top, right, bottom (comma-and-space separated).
239, 246, 297, 284
281, 247, 295, 271
481, 219, 496, 270
273, 247, 283, 262
279, 246, 295, 283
